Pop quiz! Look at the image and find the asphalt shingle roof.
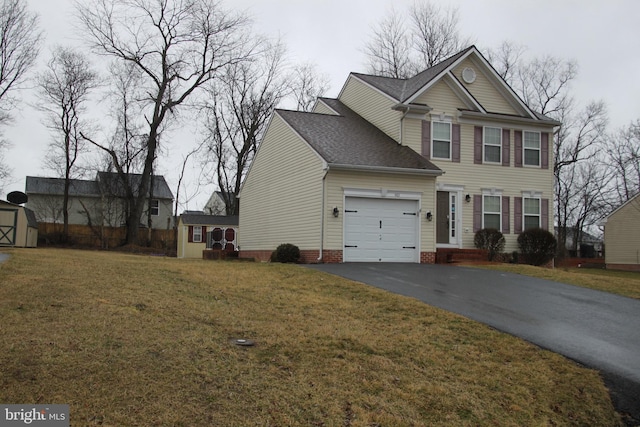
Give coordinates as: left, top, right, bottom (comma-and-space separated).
276, 99, 441, 173
25, 177, 100, 196
180, 214, 239, 226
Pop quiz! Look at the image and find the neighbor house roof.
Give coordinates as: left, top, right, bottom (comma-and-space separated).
276, 99, 442, 174
25, 177, 100, 197
97, 172, 174, 200
180, 214, 239, 226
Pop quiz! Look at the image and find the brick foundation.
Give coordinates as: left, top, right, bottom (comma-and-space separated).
420, 252, 436, 264
606, 263, 640, 272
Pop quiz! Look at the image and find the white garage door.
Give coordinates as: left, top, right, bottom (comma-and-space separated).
344, 197, 419, 262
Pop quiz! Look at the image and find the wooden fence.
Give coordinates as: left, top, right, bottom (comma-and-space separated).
38, 223, 176, 252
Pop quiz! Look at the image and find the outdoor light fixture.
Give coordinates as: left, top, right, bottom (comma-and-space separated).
465, 194, 471, 203
426, 211, 433, 221
333, 207, 339, 217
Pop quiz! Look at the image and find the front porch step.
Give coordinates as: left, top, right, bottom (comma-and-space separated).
436, 248, 488, 264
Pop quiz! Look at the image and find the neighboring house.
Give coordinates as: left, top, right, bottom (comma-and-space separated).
238, 45, 559, 263
25, 173, 174, 229
177, 213, 239, 258
0, 200, 38, 247
203, 191, 227, 215
604, 194, 640, 271
555, 226, 603, 258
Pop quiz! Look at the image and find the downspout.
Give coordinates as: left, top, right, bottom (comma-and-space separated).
318, 166, 329, 262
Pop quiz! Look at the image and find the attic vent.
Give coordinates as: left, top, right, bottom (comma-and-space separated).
462, 67, 476, 84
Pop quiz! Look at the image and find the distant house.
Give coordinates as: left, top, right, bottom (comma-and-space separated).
25, 172, 174, 229
0, 200, 38, 247
204, 191, 235, 215
238, 45, 558, 263
604, 194, 640, 271
555, 227, 603, 258
177, 213, 239, 258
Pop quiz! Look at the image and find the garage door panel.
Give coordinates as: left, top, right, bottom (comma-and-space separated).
344, 197, 419, 263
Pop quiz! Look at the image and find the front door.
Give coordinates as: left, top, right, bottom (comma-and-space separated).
436, 191, 458, 246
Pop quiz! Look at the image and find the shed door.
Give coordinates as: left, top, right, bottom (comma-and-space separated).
344, 197, 419, 262
0, 208, 17, 246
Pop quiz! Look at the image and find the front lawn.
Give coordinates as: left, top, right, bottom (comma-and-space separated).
0, 249, 621, 426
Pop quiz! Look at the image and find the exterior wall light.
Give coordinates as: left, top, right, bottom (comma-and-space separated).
333, 207, 339, 217
465, 194, 471, 203
426, 211, 433, 221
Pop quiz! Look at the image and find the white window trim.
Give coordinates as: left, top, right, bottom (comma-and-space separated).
150, 199, 160, 216
523, 195, 542, 230
431, 120, 452, 160
483, 126, 502, 164
482, 189, 503, 231
193, 225, 203, 243
523, 130, 541, 168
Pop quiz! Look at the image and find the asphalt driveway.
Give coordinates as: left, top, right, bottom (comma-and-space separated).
306, 263, 640, 423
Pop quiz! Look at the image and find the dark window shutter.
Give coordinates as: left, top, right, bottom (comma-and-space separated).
541, 133, 549, 169
502, 196, 510, 234
474, 126, 482, 164
452, 124, 461, 162
202, 226, 207, 244
514, 197, 522, 234
502, 128, 510, 167
188, 225, 193, 243
473, 195, 482, 232
514, 131, 523, 168
541, 198, 549, 230
421, 121, 431, 159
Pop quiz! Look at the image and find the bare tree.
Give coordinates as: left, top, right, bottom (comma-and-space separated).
204, 39, 287, 215
0, 0, 42, 186
289, 62, 330, 112
77, 0, 255, 245
364, 1, 471, 78
364, 7, 415, 78
37, 46, 98, 240
605, 120, 640, 206
409, 1, 471, 69
484, 41, 526, 83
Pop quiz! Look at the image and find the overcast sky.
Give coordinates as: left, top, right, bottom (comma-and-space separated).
3, 0, 639, 210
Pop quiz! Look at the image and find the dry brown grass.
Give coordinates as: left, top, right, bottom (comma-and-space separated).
468, 263, 640, 299
0, 248, 621, 426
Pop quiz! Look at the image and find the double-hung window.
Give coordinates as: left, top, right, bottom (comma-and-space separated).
150, 199, 159, 216
192, 225, 203, 243
484, 127, 502, 163
523, 197, 541, 230
483, 195, 501, 230
432, 121, 451, 159
524, 131, 541, 166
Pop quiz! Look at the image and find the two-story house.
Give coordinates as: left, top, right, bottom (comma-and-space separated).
26, 172, 174, 230
238, 46, 559, 263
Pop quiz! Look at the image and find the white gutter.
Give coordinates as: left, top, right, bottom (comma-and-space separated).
318, 165, 329, 262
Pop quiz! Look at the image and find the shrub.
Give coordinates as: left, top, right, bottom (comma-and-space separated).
474, 228, 505, 261
272, 243, 301, 263
517, 228, 557, 266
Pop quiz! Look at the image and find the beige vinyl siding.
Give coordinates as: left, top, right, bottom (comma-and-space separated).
401, 120, 554, 251
339, 76, 401, 141
453, 58, 520, 116
239, 113, 325, 252
323, 169, 436, 253
605, 196, 640, 266
313, 100, 339, 115
412, 80, 468, 118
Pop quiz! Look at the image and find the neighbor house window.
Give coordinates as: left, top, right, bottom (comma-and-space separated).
432, 121, 451, 159
192, 225, 203, 243
150, 199, 159, 216
483, 195, 501, 230
524, 131, 541, 166
523, 197, 541, 230
484, 127, 502, 163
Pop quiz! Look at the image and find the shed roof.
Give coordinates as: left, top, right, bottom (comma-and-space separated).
276, 99, 441, 174
180, 214, 239, 226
